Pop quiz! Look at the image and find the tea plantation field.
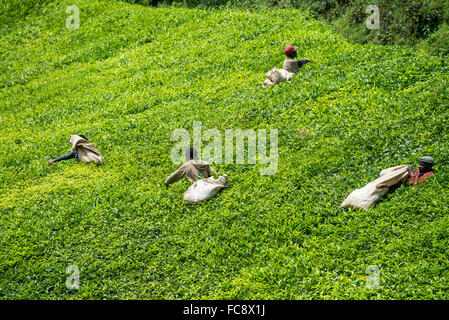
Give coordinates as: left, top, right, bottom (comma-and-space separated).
0, 0, 448, 299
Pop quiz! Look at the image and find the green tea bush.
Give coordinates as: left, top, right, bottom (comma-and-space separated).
421, 23, 449, 56
0, 0, 448, 299
120, 0, 449, 55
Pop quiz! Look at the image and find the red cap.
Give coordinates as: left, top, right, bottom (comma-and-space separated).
284, 45, 298, 56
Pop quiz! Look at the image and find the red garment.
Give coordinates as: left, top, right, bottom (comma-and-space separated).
408, 168, 434, 185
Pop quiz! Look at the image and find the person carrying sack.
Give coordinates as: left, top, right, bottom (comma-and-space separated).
164, 147, 228, 203
263, 45, 311, 87
341, 156, 436, 209
164, 147, 217, 186
283, 45, 311, 73
48, 134, 103, 166
407, 156, 435, 185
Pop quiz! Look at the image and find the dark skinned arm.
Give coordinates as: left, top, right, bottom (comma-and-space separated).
407, 165, 415, 179
297, 59, 311, 68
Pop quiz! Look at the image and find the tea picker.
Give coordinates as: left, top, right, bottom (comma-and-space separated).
407, 156, 435, 185
48, 134, 103, 166
282, 45, 311, 73
164, 147, 218, 186
341, 156, 436, 209
164, 147, 229, 203
263, 45, 311, 87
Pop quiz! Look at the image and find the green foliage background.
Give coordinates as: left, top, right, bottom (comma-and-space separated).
0, 0, 448, 299
122, 0, 449, 55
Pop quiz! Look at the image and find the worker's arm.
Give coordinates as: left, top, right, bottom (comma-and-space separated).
407, 165, 415, 179
164, 165, 185, 186
297, 59, 311, 68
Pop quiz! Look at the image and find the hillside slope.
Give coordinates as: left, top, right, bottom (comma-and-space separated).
0, 0, 448, 299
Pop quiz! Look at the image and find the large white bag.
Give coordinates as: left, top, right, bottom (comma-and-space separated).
183, 175, 229, 204
263, 68, 294, 87
341, 165, 409, 210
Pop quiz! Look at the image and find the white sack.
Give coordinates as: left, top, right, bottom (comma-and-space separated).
341, 165, 409, 210
183, 175, 229, 204
263, 68, 294, 87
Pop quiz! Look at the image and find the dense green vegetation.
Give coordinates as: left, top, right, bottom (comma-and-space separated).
1, 0, 448, 299
124, 0, 449, 56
